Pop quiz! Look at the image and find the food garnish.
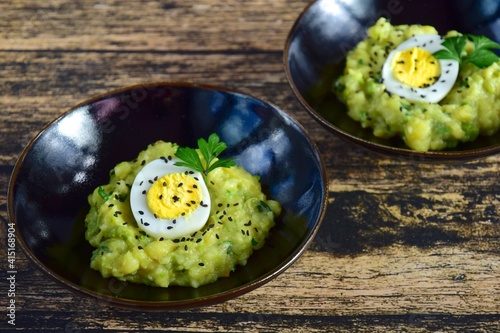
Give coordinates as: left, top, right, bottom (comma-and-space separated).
434, 34, 500, 69
174, 133, 236, 176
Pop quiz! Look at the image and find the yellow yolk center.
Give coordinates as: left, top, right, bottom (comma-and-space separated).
391, 47, 441, 88
146, 173, 203, 219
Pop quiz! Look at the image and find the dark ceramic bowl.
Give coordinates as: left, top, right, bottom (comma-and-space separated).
285, 0, 500, 161
8, 82, 327, 310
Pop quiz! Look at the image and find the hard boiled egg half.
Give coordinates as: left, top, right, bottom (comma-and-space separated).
382, 34, 459, 103
129, 158, 210, 239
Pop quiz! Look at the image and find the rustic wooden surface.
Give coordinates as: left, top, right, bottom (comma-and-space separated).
1, 0, 499, 332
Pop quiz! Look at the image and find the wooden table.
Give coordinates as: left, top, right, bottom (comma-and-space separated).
1, 0, 499, 331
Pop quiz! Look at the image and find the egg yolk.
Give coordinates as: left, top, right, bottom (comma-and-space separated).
146, 173, 203, 219
391, 47, 441, 88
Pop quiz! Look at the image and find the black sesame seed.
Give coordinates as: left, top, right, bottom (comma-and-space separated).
178, 182, 183, 187
186, 203, 191, 207
141, 160, 146, 166
144, 222, 150, 226
241, 230, 245, 235
193, 184, 198, 188
228, 217, 233, 222
196, 238, 202, 243
139, 210, 144, 215
189, 171, 194, 174
246, 230, 250, 236
216, 234, 220, 239
198, 263, 204, 266
108, 204, 114, 207
219, 215, 224, 220
159, 194, 163, 200
148, 180, 154, 184
167, 226, 173, 230
194, 177, 199, 181
184, 245, 188, 251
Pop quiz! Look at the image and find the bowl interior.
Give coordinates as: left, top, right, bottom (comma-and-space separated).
9, 83, 327, 309
285, 0, 500, 160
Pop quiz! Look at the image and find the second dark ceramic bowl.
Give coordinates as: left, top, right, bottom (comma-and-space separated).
285, 0, 500, 161
8, 82, 328, 310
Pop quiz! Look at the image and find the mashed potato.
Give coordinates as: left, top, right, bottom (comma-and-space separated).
85, 140, 281, 288
334, 18, 500, 151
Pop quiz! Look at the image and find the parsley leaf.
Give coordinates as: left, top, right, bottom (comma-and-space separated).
467, 34, 500, 52
174, 133, 236, 176
174, 147, 205, 173
434, 35, 467, 63
466, 48, 500, 68
433, 34, 500, 69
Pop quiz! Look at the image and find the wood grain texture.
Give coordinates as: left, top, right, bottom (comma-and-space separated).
1, 0, 499, 332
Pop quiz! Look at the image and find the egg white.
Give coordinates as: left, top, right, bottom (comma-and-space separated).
382, 34, 459, 103
129, 158, 210, 239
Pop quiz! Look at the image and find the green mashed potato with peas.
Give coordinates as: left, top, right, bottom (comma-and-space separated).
85, 140, 281, 288
334, 18, 500, 151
